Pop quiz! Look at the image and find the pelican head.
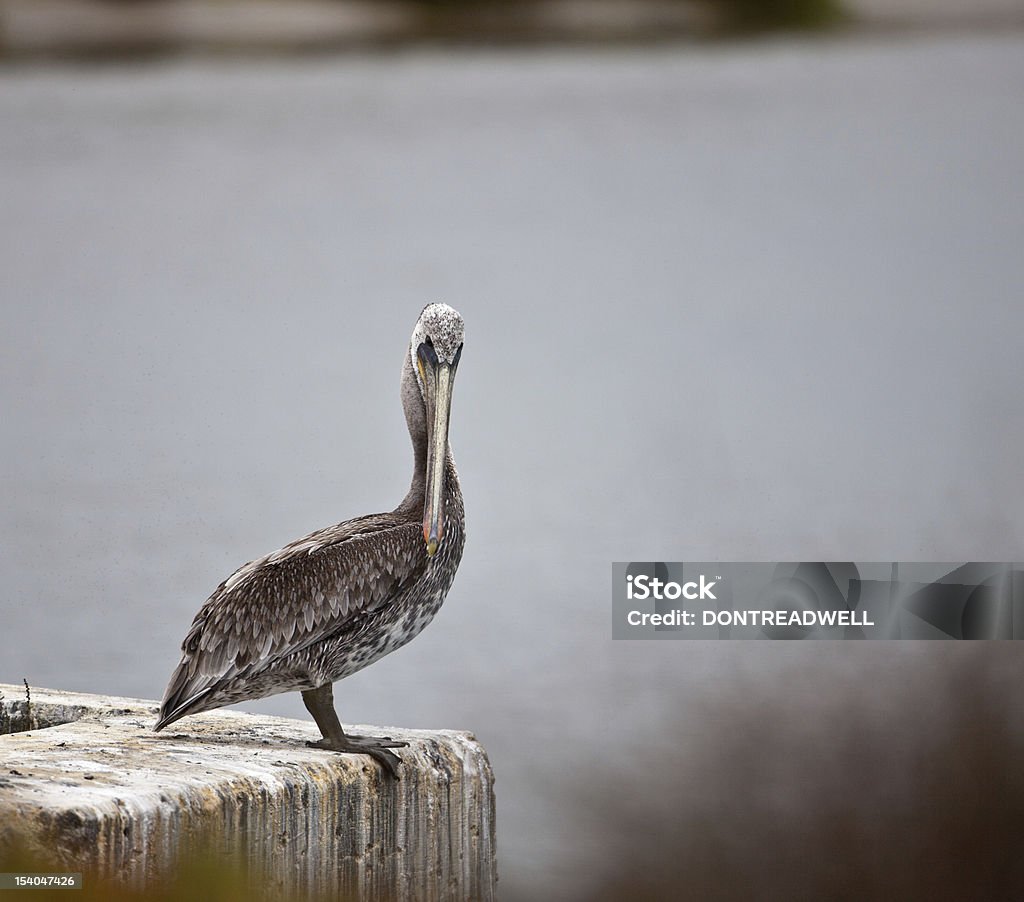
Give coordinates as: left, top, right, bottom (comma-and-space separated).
410, 304, 464, 557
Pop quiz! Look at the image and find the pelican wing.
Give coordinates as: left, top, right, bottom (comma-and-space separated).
156, 514, 425, 729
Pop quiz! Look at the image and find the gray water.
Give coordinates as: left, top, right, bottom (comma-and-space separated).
2, 34, 1023, 899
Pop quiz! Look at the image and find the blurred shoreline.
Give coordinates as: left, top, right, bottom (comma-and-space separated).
2, 0, 1024, 63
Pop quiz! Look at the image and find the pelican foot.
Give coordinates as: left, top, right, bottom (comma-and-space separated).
306, 735, 408, 779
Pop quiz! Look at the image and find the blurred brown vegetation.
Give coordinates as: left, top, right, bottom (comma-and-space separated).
578, 646, 1024, 901
28, 0, 847, 35
0, 0, 849, 62
409, 0, 845, 30
0, 846, 383, 902
411, 0, 846, 35
718, 0, 845, 30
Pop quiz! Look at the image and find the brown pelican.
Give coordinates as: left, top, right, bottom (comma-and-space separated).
154, 304, 466, 778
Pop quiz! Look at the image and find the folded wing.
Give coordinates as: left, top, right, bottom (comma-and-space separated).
156, 516, 425, 730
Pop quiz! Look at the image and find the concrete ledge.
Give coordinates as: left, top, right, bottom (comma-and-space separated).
0, 684, 496, 900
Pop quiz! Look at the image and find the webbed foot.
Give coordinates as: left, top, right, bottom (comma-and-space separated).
306, 735, 408, 779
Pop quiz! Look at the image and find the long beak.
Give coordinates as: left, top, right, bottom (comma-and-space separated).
423, 362, 455, 556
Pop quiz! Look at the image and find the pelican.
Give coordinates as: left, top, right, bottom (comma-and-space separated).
154, 304, 466, 778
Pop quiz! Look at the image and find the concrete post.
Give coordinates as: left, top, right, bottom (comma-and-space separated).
0, 684, 496, 900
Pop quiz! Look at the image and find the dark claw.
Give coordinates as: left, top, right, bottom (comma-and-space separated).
364, 746, 402, 780
346, 733, 408, 749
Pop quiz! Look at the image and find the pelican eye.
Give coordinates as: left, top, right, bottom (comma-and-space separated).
418, 341, 439, 368
452, 343, 463, 368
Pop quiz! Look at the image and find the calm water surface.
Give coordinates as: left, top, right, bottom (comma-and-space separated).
2, 34, 1023, 898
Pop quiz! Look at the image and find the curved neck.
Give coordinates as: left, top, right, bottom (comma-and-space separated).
396, 354, 458, 519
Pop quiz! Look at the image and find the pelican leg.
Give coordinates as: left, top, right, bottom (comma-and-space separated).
301, 684, 407, 779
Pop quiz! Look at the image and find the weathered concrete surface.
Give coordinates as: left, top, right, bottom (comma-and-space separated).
0, 684, 496, 901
